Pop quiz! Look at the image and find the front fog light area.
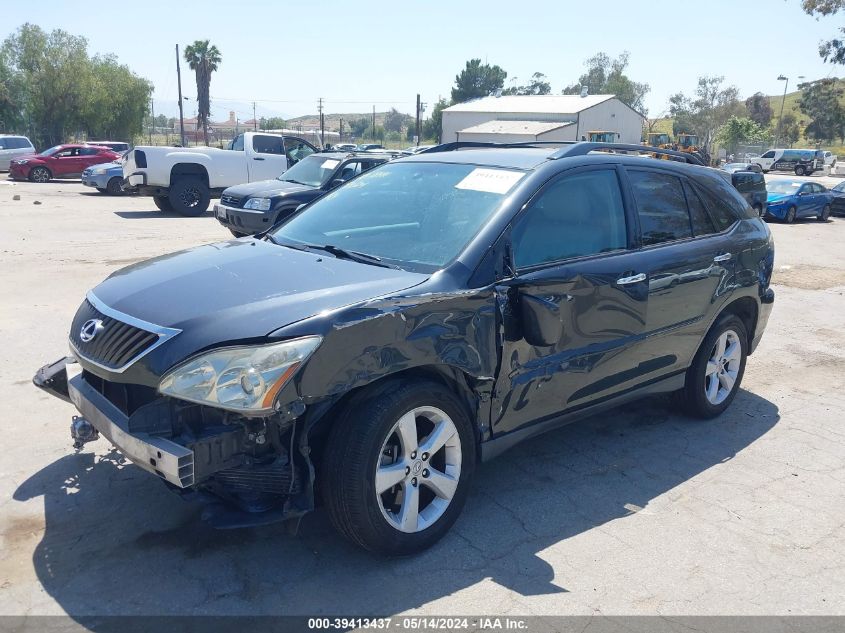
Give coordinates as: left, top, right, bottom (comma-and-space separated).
158, 336, 322, 413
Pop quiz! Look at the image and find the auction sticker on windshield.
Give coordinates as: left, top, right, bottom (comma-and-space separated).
321, 159, 340, 169
455, 168, 524, 194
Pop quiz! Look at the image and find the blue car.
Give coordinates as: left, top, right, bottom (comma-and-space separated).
765, 180, 833, 223
81, 162, 126, 195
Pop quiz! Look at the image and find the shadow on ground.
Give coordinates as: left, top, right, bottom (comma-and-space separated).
113, 210, 210, 219
12, 389, 778, 616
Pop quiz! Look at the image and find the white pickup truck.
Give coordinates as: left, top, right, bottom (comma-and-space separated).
123, 132, 318, 216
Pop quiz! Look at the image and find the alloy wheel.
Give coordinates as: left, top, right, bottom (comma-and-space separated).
704, 329, 742, 405
375, 406, 461, 534
179, 186, 201, 208
31, 168, 49, 183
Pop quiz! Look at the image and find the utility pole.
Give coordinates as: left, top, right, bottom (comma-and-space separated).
176, 44, 185, 147
149, 97, 155, 144
372, 105, 376, 142
318, 97, 325, 147
253, 102, 257, 131
339, 117, 344, 141
415, 94, 421, 147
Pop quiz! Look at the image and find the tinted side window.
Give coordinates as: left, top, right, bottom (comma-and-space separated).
512, 169, 627, 268
684, 182, 716, 236
78, 147, 99, 156
761, 151, 775, 158
628, 170, 692, 246
0, 139, 6, 149
231, 134, 244, 151
253, 134, 284, 154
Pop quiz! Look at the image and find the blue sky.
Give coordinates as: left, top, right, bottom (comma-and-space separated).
2, 0, 841, 121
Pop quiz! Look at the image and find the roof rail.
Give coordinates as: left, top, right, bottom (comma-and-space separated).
550, 142, 705, 166
418, 140, 706, 166
417, 140, 571, 154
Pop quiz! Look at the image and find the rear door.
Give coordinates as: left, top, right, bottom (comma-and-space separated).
246, 134, 289, 181
78, 147, 106, 170
625, 168, 737, 374
491, 165, 650, 436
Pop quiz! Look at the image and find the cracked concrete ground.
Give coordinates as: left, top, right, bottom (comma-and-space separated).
0, 175, 843, 618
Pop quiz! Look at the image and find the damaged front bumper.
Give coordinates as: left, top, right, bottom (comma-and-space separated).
34, 357, 195, 487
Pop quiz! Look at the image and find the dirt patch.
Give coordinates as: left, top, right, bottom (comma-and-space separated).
772, 265, 845, 290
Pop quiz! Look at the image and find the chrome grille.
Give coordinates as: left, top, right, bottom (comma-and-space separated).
68, 294, 180, 373
220, 194, 242, 207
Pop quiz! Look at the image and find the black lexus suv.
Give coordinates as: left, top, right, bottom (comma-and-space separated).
215, 151, 393, 237
35, 142, 775, 555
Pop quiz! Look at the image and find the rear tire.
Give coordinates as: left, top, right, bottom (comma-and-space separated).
96, 187, 107, 193
321, 380, 476, 555
106, 177, 124, 195
795, 165, 806, 176
168, 177, 210, 216
818, 204, 831, 221
153, 196, 174, 212
678, 314, 748, 419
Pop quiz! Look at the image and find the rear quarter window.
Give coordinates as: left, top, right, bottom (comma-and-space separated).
695, 176, 754, 227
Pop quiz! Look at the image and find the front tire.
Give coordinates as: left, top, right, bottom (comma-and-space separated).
786, 206, 797, 223
322, 381, 476, 555
106, 177, 124, 195
153, 195, 174, 212
168, 177, 210, 216
678, 315, 748, 419
818, 204, 831, 221
29, 166, 51, 183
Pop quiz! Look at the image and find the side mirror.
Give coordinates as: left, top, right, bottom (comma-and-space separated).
329, 178, 345, 189
518, 292, 563, 347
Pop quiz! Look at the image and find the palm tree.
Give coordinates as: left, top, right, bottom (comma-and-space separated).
183, 40, 221, 146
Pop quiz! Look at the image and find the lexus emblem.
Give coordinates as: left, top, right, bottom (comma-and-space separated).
80, 319, 104, 343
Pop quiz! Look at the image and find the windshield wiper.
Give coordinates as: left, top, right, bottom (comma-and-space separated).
304, 244, 401, 269
279, 178, 310, 186
263, 233, 310, 251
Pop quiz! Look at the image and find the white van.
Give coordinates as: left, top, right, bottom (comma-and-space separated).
0, 135, 36, 171
751, 148, 824, 175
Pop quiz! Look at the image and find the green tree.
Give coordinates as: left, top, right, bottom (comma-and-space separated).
502, 72, 551, 95
802, 0, 845, 63
716, 116, 767, 153
184, 40, 222, 146
563, 52, 649, 114
668, 76, 743, 153
259, 116, 285, 130
451, 59, 507, 103
82, 54, 151, 141
744, 92, 773, 127
422, 97, 450, 142
780, 112, 802, 146
798, 78, 845, 141
348, 117, 369, 137
3, 23, 92, 146
383, 107, 409, 133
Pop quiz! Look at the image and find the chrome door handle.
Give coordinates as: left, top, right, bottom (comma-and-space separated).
713, 253, 732, 262
616, 272, 646, 285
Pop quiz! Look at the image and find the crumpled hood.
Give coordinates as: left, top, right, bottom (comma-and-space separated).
91, 239, 428, 348
223, 179, 315, 199
766, 193, 793, 204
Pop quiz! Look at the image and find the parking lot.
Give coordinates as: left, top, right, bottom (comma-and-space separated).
1, 174, 844, 618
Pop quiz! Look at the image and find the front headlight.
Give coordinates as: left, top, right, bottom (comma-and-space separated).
243, 197, 272, 211
15, 159, 29, 165
158, 336, 322, 414
92, 168, 107, 175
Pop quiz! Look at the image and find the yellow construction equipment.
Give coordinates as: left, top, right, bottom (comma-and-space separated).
645, 132, 672, 148
676, 133, 701, 153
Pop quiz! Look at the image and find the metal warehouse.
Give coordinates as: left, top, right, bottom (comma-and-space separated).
441, 94, 645, 144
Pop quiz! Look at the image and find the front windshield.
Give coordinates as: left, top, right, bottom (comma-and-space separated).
269, 161, 522, 271
723, 163, 745, 170
650, 134, 670, 145
767, 181, 801, 195
278, 154, 341, 187
833, 181, 845, 192
39, 145, 62, 157
679, 136, 698, 147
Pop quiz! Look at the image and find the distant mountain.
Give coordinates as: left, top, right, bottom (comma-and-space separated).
286, 111, 410, 132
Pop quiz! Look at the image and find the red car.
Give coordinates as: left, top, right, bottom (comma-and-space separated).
9, 144, 120, 182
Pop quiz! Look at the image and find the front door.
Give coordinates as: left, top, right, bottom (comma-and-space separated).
491, 166, 650, 436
